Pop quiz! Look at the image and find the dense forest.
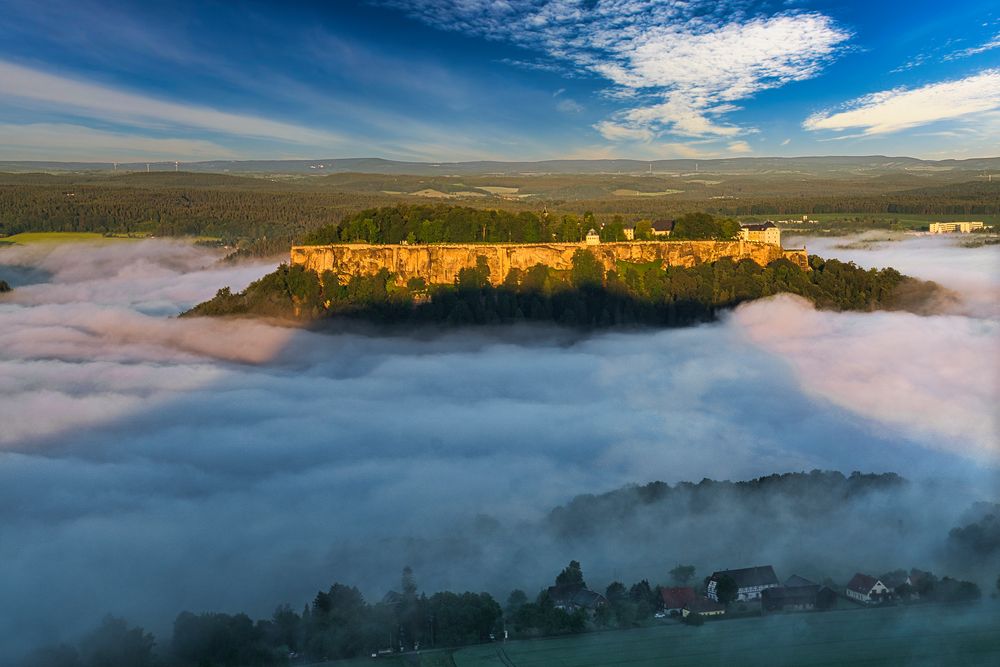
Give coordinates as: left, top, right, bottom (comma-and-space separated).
301, 206, 739, 244
184, 246, 917, 327
19, 471, 990, 667
1, 173, 997, 256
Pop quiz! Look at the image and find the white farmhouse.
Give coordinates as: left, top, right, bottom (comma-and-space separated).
845, 573, 890, 604
707, 565, 780, 602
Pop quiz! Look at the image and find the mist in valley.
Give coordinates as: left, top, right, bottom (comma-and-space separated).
0, 236, 997, 660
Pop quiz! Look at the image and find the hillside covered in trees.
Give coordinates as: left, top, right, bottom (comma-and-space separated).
301, 206, 741, 244
185, 245, 923, 327
2, 172, 997, 257
18, 470, 991, 667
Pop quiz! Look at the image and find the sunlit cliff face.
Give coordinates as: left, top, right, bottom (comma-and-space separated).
0, 236, 996, 659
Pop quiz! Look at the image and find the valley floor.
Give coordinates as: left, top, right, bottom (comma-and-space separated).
323, 601, 1000, 667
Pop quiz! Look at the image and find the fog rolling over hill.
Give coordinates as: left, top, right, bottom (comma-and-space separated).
0, 235, 997, 660
2, 155, 1000, 176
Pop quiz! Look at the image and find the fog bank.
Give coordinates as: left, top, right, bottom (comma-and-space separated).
0, 238, 996, 659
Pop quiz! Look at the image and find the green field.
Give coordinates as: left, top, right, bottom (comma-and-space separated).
321, 603, 1000, 667
771, 212, 1000, 232
0, 231, 147, 245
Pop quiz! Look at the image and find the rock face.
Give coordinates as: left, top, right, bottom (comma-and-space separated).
290, 241, 808, 286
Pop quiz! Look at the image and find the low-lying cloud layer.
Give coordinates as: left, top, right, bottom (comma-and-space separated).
0, 237, 996, 659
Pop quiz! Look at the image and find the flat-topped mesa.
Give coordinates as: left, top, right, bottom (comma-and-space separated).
290, 241, 809, 286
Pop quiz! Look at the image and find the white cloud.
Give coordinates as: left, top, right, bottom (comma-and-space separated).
0, 123, 240, 161
781, 138, 791, 146
556, 98, 583, 113
381, 2, 850, 141
893, 31, 1000, 73
0, 61, 347, 148
594, 120, 654, 142
944, 31, 1000, 60
728, 140, 752, 153
804, 69, 1000, 135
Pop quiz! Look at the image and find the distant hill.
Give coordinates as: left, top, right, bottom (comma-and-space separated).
2, 155, 998, 177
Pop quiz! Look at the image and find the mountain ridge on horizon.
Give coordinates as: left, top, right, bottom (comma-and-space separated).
2, 155, 999, 176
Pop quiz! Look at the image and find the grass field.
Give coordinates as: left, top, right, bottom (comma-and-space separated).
319, 602, 1000, 667
454, 604, 1000, 667
771, 212, 1000, 232
0, 231, 149, 245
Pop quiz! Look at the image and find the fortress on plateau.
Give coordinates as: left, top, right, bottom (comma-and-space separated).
289, 238, 809, 287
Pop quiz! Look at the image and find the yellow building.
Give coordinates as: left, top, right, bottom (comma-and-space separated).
928, 221, 985, 234
585, 228, 601, 245
739, 222, 781, 246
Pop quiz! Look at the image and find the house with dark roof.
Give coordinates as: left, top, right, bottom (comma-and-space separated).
762, 575, 821, 612
650, 219, 675, 236
846, 573, 890, 604
660, 586, 697, 615
879, 570, 912, 592
682, 597, 726, 618
738, 221, 780, 245
546, 584, 607, 612
707, 565, 780, 602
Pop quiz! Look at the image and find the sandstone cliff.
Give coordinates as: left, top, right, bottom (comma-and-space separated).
290, 241, 808, 286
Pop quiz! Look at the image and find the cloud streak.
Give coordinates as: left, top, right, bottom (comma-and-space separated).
0, 123, 241, 161
804, 69, 1000, 135
0, 61, 349, 149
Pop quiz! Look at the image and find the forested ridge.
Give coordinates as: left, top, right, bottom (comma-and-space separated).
18, 470, 991, 667
1, 175, 997, 256
301, 207, 740, 244
184, 249, 917, 327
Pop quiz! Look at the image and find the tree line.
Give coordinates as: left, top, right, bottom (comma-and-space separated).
184, 247, 915, 327
300, 206, 739, 244
19, 471, 994, 666
3, 179, 995, 257
17, 561, 699, 667
20, 558, 987, 667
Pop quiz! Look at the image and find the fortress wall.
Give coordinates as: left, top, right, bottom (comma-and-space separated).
289, 241, 796, 286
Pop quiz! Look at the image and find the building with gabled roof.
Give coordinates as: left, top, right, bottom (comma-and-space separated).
682, 597, 726, 617
707, 565, 780, 602
660, 586, 697, 614
846, 573, 890, 604
650, 219, 675, 236
761, 575, 822, 612
546, 584, 607, 612
739, 221, 781, 246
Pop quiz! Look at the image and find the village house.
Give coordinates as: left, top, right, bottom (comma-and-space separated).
622, 226, 635, 240
585, 228, 601, 245
879, 571, 911, 593
738, 221, 781, 246
761, 575, 836, 612
845, 573, 890, 604
659, 587, 697, 615
682, 597, 726, 618
650, 219, 675, 237
546, 584, 607, 613
707, 565, 780, 602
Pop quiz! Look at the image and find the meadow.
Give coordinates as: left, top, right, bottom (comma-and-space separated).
321, 602, 1000, 667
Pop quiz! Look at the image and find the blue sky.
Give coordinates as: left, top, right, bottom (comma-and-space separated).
0, 0, 997, 161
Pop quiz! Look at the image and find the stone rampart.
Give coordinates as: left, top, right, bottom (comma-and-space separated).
290, 241, 806, 286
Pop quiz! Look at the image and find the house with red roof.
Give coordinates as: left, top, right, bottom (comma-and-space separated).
660, 587, 696, 615
846, 573, 890, 604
